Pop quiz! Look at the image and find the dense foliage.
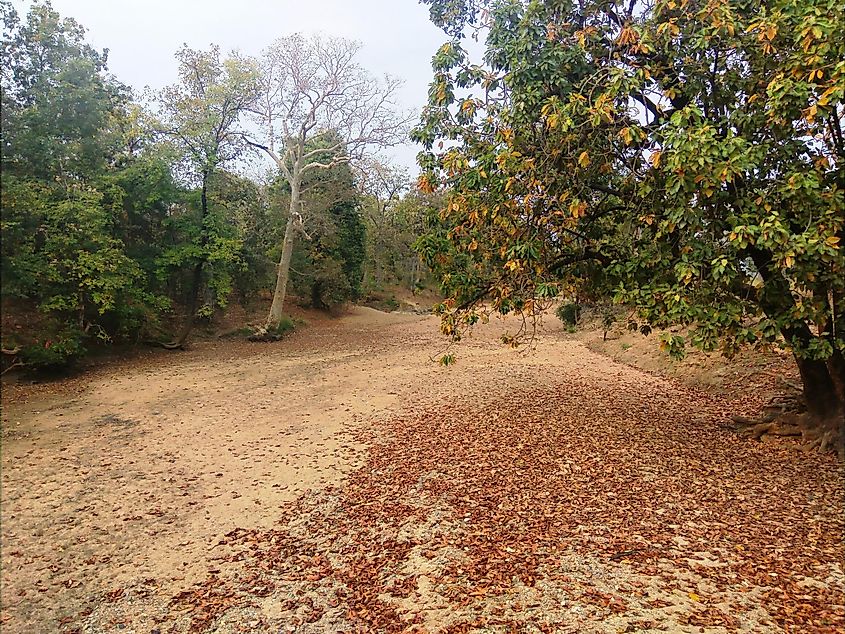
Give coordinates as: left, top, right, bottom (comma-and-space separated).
358, 162, 440, 293
415, 0, 844, 420
1, 2, 166, 366
290, 136, 367, 310
0, 2, 422, 370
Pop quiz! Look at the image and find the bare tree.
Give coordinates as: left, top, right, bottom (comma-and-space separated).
245, 33, 410, 331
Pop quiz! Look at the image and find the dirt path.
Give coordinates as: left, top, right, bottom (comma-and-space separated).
1, 308, 843, 633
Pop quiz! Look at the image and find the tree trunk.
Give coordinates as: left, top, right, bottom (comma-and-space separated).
748, 246, 844, 424
826, 346, 845, 405
311, 280, 326, 310
411, 257, 421, 292
266, 175, 300, 330
827, 348, 845, 444
375, 240, 383, 286
168, 261, 203, 348
168, 171, 210, 348
795, 355, 844, 420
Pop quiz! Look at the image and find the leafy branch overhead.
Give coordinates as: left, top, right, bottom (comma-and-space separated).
415, 0, 844, 424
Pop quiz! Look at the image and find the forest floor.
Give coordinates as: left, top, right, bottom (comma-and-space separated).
1, 307, 843, 633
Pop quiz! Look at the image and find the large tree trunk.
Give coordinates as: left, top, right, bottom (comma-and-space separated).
828, 347, 845, 408
795, 355, 845, 420
266, 175, 300, 330
167, 171, 210, 349
748, 247, 844, 424
167, 260, 203, 348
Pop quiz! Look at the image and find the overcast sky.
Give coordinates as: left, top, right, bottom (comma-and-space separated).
13, 0, 452, 173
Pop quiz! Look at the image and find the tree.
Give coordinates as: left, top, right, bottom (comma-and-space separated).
396, 186, 445, 291
213, 170, 278, 306
1, 0, 122, 180
1, 1, 151, 366
414, 0, 844, 440
246, 33, 409, 331
291, 145, 366, 310
356, 160, 410, 287
154, 45, 258, 346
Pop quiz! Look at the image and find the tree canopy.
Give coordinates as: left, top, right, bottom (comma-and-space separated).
1, 1, 151, 363
414, 0, 844, 421
246, 33, 410, 330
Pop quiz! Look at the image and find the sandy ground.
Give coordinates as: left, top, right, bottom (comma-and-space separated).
1, 307, 843, 633
1, 308, 432, 631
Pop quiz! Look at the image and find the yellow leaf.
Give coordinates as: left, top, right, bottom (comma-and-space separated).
650, 150, 662, 168
803, 104, 819, 123
578, 151, 591, 168
418, 174, 434, 194
818, 86, 835, 106
569, 200, 587, 218
689, 592, 701, 602
826, 236, 840, 247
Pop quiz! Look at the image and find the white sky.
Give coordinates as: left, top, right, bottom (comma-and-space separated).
12, 0, 451, 174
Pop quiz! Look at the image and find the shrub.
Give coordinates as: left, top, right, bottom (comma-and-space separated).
19, 327, 86, 370
270, 316, 296, 337
556, 302, 580, 327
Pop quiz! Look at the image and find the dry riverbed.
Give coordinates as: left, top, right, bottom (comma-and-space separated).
1, 307, 843, 633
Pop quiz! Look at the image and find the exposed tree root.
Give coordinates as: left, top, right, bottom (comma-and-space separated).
1, 347, 26, 375
1, 360, 26, 376
142, 340, 186, 350
246, 329, 283, 343
800, 423, 844, 458
735, 418, 803, 440
731, 394, 844, 459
